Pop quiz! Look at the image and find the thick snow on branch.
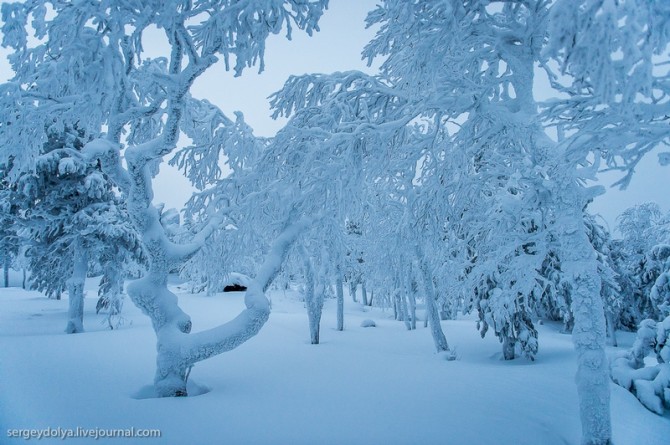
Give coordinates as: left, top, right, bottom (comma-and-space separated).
177, 217, 311, 365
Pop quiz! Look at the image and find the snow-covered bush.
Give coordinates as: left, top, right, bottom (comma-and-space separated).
360, 319, 376, 328
611, 317, 670, 415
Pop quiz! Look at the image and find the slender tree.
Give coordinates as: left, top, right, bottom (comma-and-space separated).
0, 160, 20, 288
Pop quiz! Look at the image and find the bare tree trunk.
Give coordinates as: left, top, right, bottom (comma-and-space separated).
416, 246, 449, 352
336, 264, 344, 331
393, 293, 399, 320
605, 311, 617, 348
407, 277, 417, 330
503, 335, 516, 360
3, 255, 8, 288
302, 250, 325, 345
361, 281, 368, 306
65, 238, 88, 334
139, 218, 309, 397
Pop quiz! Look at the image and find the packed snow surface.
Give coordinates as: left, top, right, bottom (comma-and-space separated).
1, 278, 668, 445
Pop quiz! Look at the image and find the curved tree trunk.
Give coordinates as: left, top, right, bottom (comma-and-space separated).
129, 217, 309, 397
95, 122, 310, 396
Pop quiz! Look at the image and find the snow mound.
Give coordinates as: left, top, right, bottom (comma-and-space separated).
611, 316, 670, 414
438, 350, 459, 361
132, 380, 211, 399
360, 319, 376, 328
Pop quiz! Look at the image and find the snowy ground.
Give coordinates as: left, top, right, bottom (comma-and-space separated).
1, 278, 669, 445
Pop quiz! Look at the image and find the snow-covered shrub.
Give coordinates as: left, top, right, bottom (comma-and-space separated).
611, 317, 670, 414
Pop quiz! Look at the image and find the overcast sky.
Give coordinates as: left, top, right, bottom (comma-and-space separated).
1, 1, 667, 234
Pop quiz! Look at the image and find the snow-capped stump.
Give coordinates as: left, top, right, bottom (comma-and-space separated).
360, 319, 376, 328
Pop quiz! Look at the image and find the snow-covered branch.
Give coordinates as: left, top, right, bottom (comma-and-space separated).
174, 217, 311, 368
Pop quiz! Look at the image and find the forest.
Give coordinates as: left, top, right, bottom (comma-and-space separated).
0, 1, 669, 444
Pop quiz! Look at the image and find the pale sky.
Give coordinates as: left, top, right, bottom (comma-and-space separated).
145, 0, 381, 211
1, 1, 667, 234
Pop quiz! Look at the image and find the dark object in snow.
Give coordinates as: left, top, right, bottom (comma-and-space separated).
361, 319, 376, 328
223, 284, 247, 292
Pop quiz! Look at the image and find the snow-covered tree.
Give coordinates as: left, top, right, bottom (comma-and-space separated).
615, 203, 670, 321
362, 0, 561, 362
534, 213, 624, 346
13, 126, 143, 332
0, 0, 327, 396
542, 1, 670, 442
262, 71, 410, 343
545, 0, 670, 189
584, 213, 622, 346
269, 65, 454, 351
0, 161, 20, 288
292, 1, 669, 442
649, 245, 670, 319
343, 219, 366, 305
